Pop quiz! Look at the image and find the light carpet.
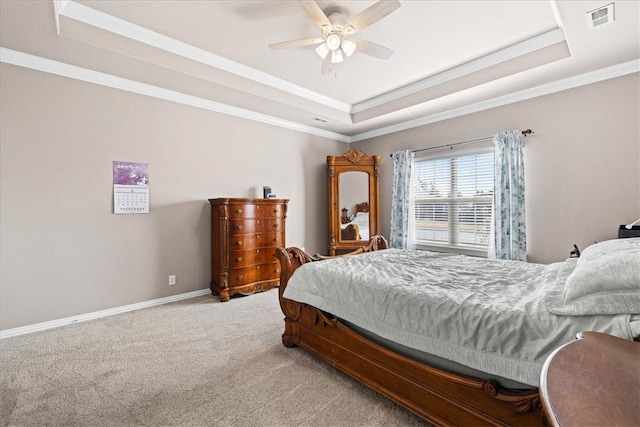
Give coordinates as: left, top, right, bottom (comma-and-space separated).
0, 290, 428, 426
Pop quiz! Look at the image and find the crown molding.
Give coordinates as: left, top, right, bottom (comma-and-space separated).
349, 59, 640, 142
54, 0, 353, 114
351, 28, 567, 114
1, 48, 637, 144
548, 0, 565, 31
0, 47, 350, 142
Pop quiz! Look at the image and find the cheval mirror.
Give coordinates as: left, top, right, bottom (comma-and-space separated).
327, 149, 381, 255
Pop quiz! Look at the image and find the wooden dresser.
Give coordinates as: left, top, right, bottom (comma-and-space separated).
209, 198, 288, 302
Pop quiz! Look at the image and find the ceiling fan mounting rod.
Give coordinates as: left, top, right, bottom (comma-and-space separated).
327, 10, 346, 30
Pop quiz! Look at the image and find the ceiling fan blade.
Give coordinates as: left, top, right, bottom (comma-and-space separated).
344, 0, 400, 35
321, 55, 333, 74
352, 38, 395, 60
269, 38, 325, 50
299, 0, 332, 29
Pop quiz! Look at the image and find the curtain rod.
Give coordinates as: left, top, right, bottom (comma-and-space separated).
392, 129, 534, 157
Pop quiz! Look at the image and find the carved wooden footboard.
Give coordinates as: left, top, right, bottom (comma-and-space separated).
275, 236, 545, 426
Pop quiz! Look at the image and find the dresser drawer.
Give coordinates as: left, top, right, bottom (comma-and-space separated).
228, 204, 286, 220
230, 232, 284, 249
229, 248, 278, 268
228, 263, 281, 287
229, 218, 283, 234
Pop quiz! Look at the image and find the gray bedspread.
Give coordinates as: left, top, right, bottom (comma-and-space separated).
283, 249, 637, 386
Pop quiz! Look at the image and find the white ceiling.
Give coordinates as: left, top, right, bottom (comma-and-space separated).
1, 1, 638, 142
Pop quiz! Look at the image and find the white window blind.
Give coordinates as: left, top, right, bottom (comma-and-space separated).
413, 149, 494, 252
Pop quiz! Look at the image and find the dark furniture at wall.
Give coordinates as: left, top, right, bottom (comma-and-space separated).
209, 198, 288, 301
619, 224, 640, 238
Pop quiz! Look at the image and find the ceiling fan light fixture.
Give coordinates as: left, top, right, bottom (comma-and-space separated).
326, 33, 342, 51
341, 39, 356, 57
315, 42, 330, 59
331, 49, 344, 64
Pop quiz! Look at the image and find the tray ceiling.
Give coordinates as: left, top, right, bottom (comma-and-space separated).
1, 1, 638, 141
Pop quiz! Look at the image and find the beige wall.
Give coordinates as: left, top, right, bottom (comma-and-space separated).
0, 63, 344, 330
2, 62, 639, 331
355, 73, 640, 264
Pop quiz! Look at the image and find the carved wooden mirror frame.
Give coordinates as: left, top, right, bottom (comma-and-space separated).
327, 149, 381, 256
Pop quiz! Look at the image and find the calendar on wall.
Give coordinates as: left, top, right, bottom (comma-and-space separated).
113, 161, 149, 214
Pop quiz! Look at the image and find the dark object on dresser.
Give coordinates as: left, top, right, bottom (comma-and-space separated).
262, 186, 272, 199
619, 224, 640, 238
209, 198, 288, 302
540, 331, 640, 427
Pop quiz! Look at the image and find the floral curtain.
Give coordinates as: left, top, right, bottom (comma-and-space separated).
491, 130, 527, 261
390, 150, 415, 250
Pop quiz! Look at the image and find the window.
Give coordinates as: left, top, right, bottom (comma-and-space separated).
413, 149, 493, 255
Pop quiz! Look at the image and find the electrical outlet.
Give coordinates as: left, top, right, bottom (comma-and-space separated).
168, 275, 176, 286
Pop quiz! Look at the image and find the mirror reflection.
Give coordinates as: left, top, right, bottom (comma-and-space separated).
339, 171, 369, 241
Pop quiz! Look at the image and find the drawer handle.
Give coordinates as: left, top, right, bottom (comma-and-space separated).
236, 275, 243, 280
273, 237, 277, 241
273, 209, 278, 213
273, 224, 279, 228
256, 266, 260, 270
236, 208, 243, 214
237, 240, 243, 245
256, 220, 260, 224
235, 257, 243, 262
236, 225, 244, 230
275, 268, 280, 273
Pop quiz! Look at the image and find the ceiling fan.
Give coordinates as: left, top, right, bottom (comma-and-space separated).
269, 0, 401, 74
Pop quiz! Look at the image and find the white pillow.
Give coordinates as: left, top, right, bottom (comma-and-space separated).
559, 239, 640, 315
578, 237, 640, 263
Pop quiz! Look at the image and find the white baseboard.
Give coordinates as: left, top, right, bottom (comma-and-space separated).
0, 288, 211, 339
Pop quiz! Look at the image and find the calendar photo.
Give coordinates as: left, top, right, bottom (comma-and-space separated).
113, 161, 149, 214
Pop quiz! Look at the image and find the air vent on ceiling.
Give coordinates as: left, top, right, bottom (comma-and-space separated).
586, 3, 614, 29
313, 117, 328, 123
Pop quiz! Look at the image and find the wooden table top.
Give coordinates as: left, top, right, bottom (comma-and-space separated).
540, 331, 640, 427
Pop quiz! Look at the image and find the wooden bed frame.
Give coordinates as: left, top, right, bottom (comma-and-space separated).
275, 235, 546, 426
